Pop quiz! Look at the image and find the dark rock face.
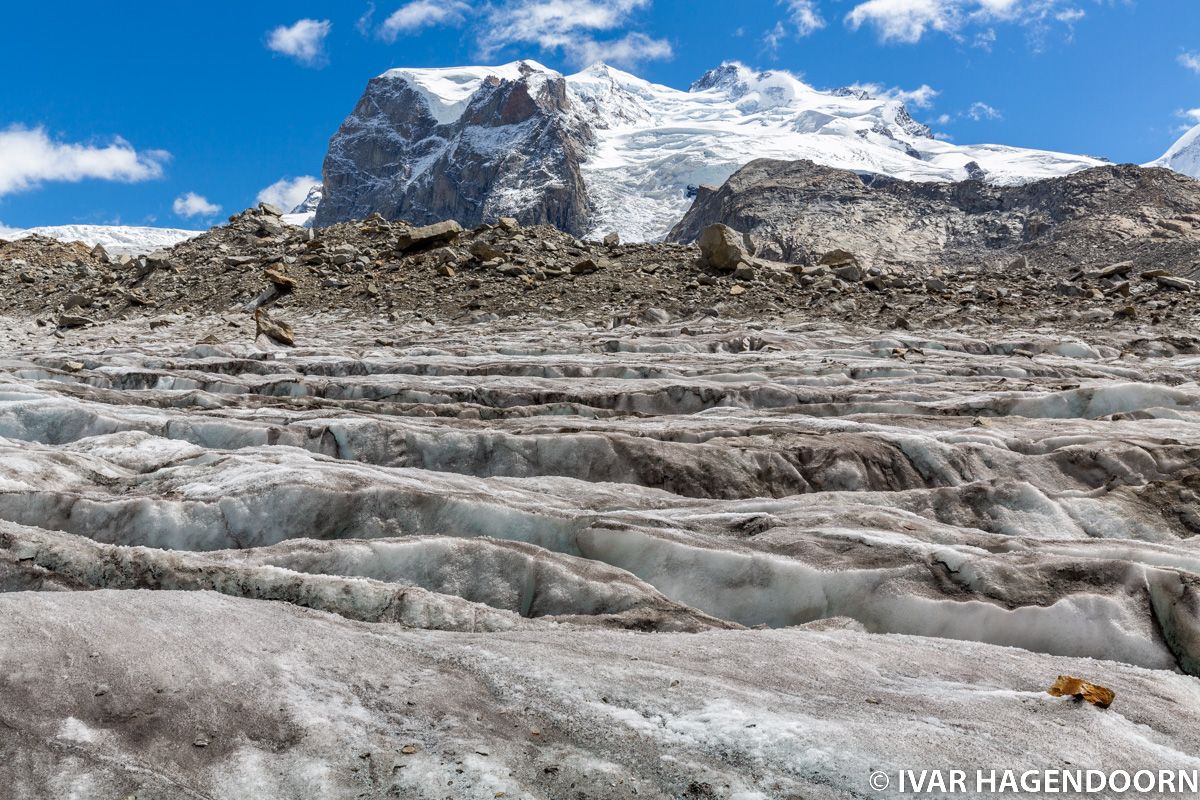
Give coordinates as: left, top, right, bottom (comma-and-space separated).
668, 159, 1200, 273
316, 66, 595, 234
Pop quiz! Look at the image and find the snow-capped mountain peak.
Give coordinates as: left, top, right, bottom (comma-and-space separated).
378, 60, 554, 126
1150, 122, 1200, 179
289, 184, 323, 215
318, 60, 1110, 241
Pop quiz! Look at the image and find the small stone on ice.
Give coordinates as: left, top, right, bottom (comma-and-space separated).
1047, 675, 1115, 708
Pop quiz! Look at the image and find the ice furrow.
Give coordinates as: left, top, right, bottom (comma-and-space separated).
2, 315, 1199, 677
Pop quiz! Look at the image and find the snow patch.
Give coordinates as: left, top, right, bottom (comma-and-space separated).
4, 225, 201, 256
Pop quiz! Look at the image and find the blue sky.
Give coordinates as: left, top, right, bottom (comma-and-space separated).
1, 0, 1198, 230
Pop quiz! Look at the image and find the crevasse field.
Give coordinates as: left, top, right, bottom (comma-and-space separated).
1, 312, 1199, 798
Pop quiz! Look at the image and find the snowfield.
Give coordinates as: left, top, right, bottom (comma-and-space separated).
1, 312, 1199, 797
2, 224, 202, 255
569, 63, 1107, 240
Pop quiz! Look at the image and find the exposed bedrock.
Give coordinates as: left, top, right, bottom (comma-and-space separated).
668, 158, 1200, 275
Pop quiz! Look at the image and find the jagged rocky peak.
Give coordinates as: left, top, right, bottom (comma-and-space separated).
832, 86, 872, 101
289, 184, 323, 215
315, 59, 594, 234
689, 61, 754, 94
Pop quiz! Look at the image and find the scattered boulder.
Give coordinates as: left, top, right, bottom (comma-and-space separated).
572, 258, 604, 275
62, 293, 92, 311
1156, 275, 1197, 291
56, 314, 96, 329
397, 221, 464, 252
1097, 261, 1133, 279
254, 308, 295, 347
470, 241, 506, 262
258, 217, 286, 237
820, 251, 864, 283
699, 224, 753, 271
264, 267, 297, 290
819, 249, 858, 268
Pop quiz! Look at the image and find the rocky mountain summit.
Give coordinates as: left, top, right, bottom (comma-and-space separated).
670, 159, 1200, 275
316, 60, 1104, 241
317, 61, 592, 235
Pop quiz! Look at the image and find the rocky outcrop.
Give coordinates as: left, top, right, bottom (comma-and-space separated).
668, 159, 1200, 274
316, 62, 594, 234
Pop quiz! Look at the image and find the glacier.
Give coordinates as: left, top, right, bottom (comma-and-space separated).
1, 310, 1200, 797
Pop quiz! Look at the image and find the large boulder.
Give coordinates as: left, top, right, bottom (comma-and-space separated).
698, 224, 754, 271
396, 221, 463, 252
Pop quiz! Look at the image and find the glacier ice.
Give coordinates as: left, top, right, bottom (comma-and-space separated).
1, 312, 1200, 797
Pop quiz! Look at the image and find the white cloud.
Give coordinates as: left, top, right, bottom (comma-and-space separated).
1169, 109, 1200, 134
267, 19, 332, 66
1180, 52, 1200, 74
967, 101, 1002, 120
476, 0, 672, 67
782, 0, 826, 36
0, 125, 168, 198
380, 0, 470, 41
364, 0, 671, 68
764, 22, 788, 54
928, 101, 1002, 127
845, 0, 1095, 44
569, 31, 673, 65
257, 176, 320, 212
0, 221, 23, 238
173, 192, 221, 219
766, 0, 825, 53
849, 82, 941, 109
973, 27, 997, 49
846, 0, 959, 43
